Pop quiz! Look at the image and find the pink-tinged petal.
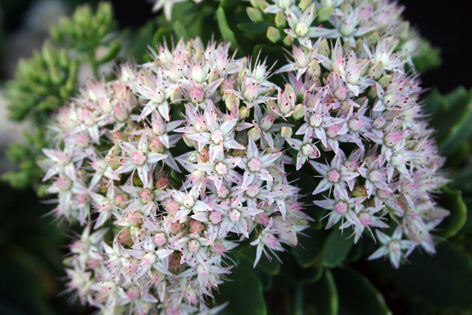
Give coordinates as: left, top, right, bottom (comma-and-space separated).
312, 179, 331, 195
158, 102, 170, 121
148, 152, 168, 163
186, 132, 210, 145
242, 172, 257, 188
375, 230, 391, 244
259, 169, 273, 182
224, 138, 245, 150
261, 152, 283, 166
137, 164, 150, 186
247, 138, 259, 157
309, 160, 329, 175
220, 118, 238, 135
118, 140, 137, 154
368, 247, 388, 260
115, 163, 136, 175
194, 200, 212, 212
295, 123, 309, 136
296, 151, 306, 170
314, 128, 327, 148
285, 137, 302, 150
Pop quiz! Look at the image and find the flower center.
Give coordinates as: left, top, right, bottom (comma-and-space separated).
211, 130, 224, 144
214, 162, 228, 175
328, 169, 341, 182
229, 209, 241, 222
248, 158, 263, 172
132, 151, 147, 165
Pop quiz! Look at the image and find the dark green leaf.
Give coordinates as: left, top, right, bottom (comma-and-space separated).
292, 228, 326, 268
216, 260, 267, 315
322, 229, 353, 268
236, 22, 270, 35
333, 268, 390, 315
216, 7, 239, 49
305, 270, 338, 315
239, 246, 281, 275
371, 242, 472, 310
437, 186, 467, 238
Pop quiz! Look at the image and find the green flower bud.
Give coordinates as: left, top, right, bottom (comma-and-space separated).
378, 74, 393, 89
283, 35, 293, 46
275, 11, 287, 28
267, 26, 281, 43
317, 38, 330, 56
281, 126, 293, 138
292, 104, 305, 120
368, 61, 384, 79
246, 7, 263, 23
248, 127, 261, 141
317, 5, 334, 23
299, 0, 313, 12
240, 106, 250, 119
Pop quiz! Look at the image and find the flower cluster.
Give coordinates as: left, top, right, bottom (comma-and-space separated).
39, 38, 310, 314
39, 0, 450, 314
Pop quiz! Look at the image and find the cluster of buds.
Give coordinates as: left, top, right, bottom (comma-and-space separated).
39, 0, 449, 314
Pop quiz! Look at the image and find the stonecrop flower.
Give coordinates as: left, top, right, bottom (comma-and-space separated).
40, 0, 450, 314
40, 38, 310, 314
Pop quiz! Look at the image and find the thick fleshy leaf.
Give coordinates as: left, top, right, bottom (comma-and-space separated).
292, 228, 326, 268
216, 7, 239, 50
437, 186, 467, 238
371, 242, 472, 310
333, 268, 390, 315
272, 253, 323, 288
239, 246, 281, 276
305, 270, 338, 315
216, 260, 267, 315
426, 87, 472, 156
322, 229, 353, 268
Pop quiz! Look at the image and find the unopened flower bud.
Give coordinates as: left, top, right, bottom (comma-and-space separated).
154, 232, 167, 246
248, 127, 261, 141
239, 106, 250, 119
246, 7, 263, 23
292, 103, 305, 120
317, 38, 330, 56
378, 74, 393, 89
368, 61, 384, 79
317, 5, 334, 22
299, 0, 313, 11
267, 26, 281, 43
225, 92, 240, 111
275, 11, 287, 28
283, 35, 293, 46
308, 60, 321, 78
281, 126, 293, 138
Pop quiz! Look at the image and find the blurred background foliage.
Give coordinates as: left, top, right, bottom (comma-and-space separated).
0, 0, 471, 314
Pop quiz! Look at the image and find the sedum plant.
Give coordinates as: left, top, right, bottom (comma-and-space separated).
3, 0, 472, 314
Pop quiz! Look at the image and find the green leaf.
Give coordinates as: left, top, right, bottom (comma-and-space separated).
97, 42, 121, 64
412, 40, 441, 73
305, 270, 338, 315
436, 186, 467, 238
372, 242, 472, 310
322, 229, 353, 268
292, 228, 326, 268
333, 268, 390, 315
236, 22, 270, 35
216, 7, 239, 49
172, 20, 188, 40
427, 87, 472, 156
216, 260, 267, 315
239, 246, 281, 275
